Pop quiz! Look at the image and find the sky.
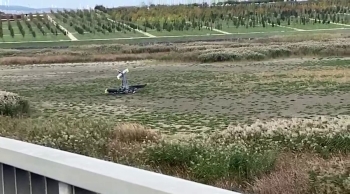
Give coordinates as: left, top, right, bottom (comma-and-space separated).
0, 0, 145, 9
1, 0, 219, 9
1, 0, 221, 9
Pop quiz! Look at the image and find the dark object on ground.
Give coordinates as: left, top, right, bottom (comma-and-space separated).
105, 84, 147, 94
105, 68, 147, 95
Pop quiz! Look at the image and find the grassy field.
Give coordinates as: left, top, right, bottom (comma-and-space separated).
221, 25, 293, 33
1, 28, 348, 49
144, 27, 219, 36
1, 55, 350, 193
2, 58, 350, 132
285, 22, 349, 30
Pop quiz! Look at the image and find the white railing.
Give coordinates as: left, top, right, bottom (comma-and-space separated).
0, 137, 241, 194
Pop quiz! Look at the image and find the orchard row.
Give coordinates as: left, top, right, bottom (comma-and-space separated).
51, 9, 137, 35
0, 13, 67, 39
98, 1, 350, 32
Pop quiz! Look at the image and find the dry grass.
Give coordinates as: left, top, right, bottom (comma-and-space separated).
258, 68, 350, 83
1, 36, 350, 65
0, 54, 154, 65
251, 153, 311, 194
262, 33, 345, 43
289, 69, 350, 83
251, 153, 350, 194
108, 123, 161, 165
309, 156, 350, 194
112, 122, 161, 143
0, 52, 198, 65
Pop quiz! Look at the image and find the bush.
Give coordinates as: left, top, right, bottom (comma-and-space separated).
252, 46, 292, 58
198, 49, 266, 62
144, 140, 278, 184
198, 50, 236, 62
191, 148, 277, 184
0, 116, 112, 156
0, 91, 30, 117
145, 141, 206, 167
0, 116, 158, 164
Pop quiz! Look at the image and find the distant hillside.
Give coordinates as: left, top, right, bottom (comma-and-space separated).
0, 5, 72, 14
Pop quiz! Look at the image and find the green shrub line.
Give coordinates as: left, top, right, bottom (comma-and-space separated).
144, 141, 278, 184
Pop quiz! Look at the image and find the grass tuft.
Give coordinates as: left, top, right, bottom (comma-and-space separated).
113, 122, 161, 143
0, 91, 30, 117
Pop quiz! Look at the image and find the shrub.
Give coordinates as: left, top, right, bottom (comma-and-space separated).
191, 148, 278, 184
0, 91, 30, 117
0, 116, 157, 164
198, 51, 235, 62
252, 46, 292, 58
198, 48, 266, 62
0, 116, 112, 157
144, 140, 278, 184
145, 141, 206, 167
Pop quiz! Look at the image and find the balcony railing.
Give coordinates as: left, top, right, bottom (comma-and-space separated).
0, 136, 240, 194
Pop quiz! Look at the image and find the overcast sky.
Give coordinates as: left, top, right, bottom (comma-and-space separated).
1, 0, 142, 8
1, 0, 201, 8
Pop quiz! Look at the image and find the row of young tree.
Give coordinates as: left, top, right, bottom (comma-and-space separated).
0, 19, 2, 38
0, 13, 67, 39
53, 9, 137, 35
103, 0, 349, 32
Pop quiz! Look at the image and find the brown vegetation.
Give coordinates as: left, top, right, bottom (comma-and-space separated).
1, 112, 349, 194
1, 35, 350, 65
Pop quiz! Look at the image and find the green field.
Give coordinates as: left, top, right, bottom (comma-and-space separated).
1, 17, 347, 43
222, 25, 293, 33
144, 27, 220, 36
280, 20, 350, 30
0, 5, 349, 47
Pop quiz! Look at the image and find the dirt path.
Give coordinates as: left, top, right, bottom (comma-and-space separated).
47, 15, 78, 41
105, 18, 156, 37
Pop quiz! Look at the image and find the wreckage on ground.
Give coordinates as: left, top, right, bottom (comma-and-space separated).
105, 68, 147, 95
